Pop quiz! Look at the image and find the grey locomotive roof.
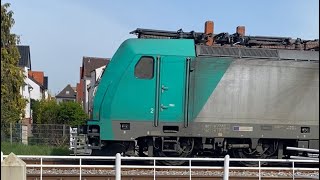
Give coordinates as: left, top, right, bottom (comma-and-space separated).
17, 45, 31, 69
196, 45, 319, 61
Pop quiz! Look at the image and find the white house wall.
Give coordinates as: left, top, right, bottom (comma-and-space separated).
27, 78, 42, 100
87, 66, 106, 115
83, 77, 91, 114
21, 67, 31, 119
94, 66, 106, 82
87, 71, 95, 116
23, 83, 31, 119
44, 90, 49, 99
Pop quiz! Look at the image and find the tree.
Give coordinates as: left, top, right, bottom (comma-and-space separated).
57, 101, 88, 126
1, 3, 26, 125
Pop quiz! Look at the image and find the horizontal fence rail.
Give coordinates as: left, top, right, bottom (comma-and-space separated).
1, 152, 319, 180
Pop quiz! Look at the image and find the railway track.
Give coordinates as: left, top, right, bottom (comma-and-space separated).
26, 169, 320, 180
26, 174, 319, 180
26, 169, 319, 180
17, 156, 319, 180
24, 165, 319, 180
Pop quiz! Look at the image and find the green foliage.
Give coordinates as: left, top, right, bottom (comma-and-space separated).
1, 142, 72, 155
32, 99, 88, 126
57, 101, 88, 126
33, 99, 59, 124
1, 3, 26, 125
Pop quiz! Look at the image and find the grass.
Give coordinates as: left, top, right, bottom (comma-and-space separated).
1, 142, 72, 155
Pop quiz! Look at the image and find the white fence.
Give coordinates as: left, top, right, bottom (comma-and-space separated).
1, 152, 319, 180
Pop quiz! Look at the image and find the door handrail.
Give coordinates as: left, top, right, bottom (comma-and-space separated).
184, 57, 191, 128
154, 56, 161, 127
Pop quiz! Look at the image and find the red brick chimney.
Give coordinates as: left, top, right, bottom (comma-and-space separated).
205, 21, 214, 46
236, 26, 245, 36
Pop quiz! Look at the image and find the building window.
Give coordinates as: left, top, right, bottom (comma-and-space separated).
134, 56, 154, 79
66, 91, 70, 95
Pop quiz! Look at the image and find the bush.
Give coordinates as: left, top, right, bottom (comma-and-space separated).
32, 99, 59, 124
57, 101, 88, 126
32, 99, 87, 126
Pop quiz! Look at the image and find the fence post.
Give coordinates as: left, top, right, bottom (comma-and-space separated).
1, 153, 26, 180
292, 161, 295, 180
189, 159, 192, 180
223, 154, 230, 180
74, 135, 77, 155
63, 124, 66, 137
79, 158, 82, 180
258, 161, 261, 180
115, 153, 121, 180
10, 123, 12, 144
154, 159, 156, 180
1, 151, 3, 162
40, 157, 43, 180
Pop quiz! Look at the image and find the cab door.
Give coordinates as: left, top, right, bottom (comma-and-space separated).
154, 56, 191, 127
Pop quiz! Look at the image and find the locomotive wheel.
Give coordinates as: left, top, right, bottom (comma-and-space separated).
232, 140, 278, 167
232, 148, 268, 167
154, 137, 194, 166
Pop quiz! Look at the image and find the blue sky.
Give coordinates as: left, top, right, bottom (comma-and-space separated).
2, 0, 319, 95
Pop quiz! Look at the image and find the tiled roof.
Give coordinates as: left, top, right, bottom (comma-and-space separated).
17, 45, 31, 69
56, 84, 77, 99
28, 76, 44, 89
28, 71, 44, 86
81, 57, 110, 78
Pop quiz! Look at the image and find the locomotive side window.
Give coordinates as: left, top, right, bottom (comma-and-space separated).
134, 56, 154, 79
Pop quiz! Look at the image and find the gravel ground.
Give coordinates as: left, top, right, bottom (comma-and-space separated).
27, 168, 319, 178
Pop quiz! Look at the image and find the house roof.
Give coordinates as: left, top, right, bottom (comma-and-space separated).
28, 71, 44, 86
17, 45, 31, 69
90, 65, 106, 74
28, 75, 44, 89
81, 57, 110, 78
56, 84, 77, 99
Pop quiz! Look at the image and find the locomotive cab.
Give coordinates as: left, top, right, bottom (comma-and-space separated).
84, 38, 197, 154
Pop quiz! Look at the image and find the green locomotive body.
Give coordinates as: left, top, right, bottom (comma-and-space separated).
81, 34, 319, 164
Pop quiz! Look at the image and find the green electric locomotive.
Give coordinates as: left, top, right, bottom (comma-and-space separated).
80, 28, 319, 166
